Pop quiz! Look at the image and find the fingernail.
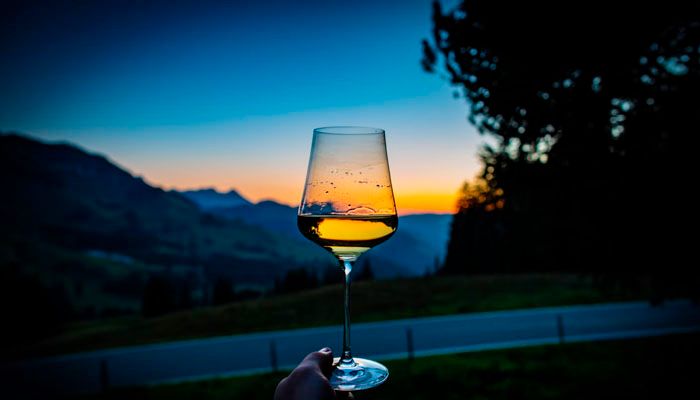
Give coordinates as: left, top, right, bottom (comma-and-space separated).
319, 347, 331, 353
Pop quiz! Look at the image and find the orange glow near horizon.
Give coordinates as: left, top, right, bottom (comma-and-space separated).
154, 178, 460, 215
394, 192, 459, 215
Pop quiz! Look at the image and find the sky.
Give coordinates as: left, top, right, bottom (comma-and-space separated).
0, 0, 482, 214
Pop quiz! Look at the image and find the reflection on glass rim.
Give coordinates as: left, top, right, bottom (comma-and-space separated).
314, 126, 384, 135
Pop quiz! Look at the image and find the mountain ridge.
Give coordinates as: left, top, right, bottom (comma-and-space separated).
0, 132, 331, 321
179, 188, 251, 210
180, 189, 453, 276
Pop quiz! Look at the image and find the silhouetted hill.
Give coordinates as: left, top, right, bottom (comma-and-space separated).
212, 200, 302, 239
0, 133, 327, 322
180, 188, 251, 210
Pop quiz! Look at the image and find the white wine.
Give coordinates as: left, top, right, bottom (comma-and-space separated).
297, 214, 398, 260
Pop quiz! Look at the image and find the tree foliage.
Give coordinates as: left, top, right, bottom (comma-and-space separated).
275, 268, 319, 294
424, 0, 699, 291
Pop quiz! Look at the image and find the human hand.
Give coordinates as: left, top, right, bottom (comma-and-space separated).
274, 347, 353, 400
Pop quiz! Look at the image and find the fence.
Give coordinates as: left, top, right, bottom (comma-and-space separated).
4, 300, 699, 397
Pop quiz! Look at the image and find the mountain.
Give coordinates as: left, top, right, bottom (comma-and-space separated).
210, 201, 303, 240
397, 214, 453, 264
364, 214, 453, 276
179, 188, 251, 210
180, 191, 453, 277
0, 133, 329, 321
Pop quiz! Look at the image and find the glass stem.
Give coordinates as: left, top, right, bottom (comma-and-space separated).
340, 259, 355, 366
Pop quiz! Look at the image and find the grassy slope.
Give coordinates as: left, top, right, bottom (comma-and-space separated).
27, 274, 650, 357
81, 333, 699, 400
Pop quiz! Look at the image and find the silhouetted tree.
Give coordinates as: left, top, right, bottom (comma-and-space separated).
425, 1, 700, 296
321, 266, 344, 286
142, 275, 177, 317
178, 274, 194, 309
213, 277, 235, 305
425, 256, 442, 277
356, 258, 375, 281
1, 264, 73, 349
276, 268, 319, 294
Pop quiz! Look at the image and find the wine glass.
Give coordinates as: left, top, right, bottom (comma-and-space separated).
298, 126, 397, 391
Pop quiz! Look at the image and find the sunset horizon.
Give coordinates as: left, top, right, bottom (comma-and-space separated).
159, 184, 462, 216
14, 130, 466, 215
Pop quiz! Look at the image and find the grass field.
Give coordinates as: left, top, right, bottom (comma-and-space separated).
22, 274, 651, 358
80, 333, 699, 400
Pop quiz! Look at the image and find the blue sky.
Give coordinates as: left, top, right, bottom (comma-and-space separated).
1, 0, 481, 213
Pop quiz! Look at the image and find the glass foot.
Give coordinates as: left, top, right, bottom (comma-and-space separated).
330, 357, 389, 391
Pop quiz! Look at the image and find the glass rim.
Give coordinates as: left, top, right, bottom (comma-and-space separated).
313, 126, 385, 135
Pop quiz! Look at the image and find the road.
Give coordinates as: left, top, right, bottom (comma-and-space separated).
3, 300, 699, 397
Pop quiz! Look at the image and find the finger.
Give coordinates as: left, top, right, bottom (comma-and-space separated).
300, 347, 334, 377
335, 391, 355, 399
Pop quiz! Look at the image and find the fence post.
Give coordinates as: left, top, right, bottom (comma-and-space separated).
556, 314, 565, 344
270, 340, 278, 372
406, 327, 414, 361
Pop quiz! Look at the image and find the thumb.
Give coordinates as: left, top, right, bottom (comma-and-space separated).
300, 347, 334, 377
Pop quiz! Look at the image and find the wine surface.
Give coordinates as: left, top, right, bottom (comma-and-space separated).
297, 214, 398, 260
